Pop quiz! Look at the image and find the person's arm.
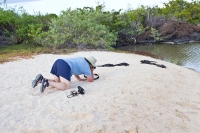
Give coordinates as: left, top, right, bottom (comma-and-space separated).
74, 75, 86, 81
87, 67, 94, 82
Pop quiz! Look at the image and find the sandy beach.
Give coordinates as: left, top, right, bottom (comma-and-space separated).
0, 51, 200, 133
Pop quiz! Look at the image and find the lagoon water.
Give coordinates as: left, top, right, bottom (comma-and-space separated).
118, 43, 200, 73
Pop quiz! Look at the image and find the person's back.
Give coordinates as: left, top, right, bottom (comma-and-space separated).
62, 57, 91, 77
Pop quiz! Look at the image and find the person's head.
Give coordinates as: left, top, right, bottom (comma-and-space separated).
85, 56, 97, 69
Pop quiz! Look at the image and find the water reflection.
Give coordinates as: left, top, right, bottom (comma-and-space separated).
118, 43, 200, 73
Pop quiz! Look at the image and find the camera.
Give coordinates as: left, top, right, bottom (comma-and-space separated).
78, 86, 85, 94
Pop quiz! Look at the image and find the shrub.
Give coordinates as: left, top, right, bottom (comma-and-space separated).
151, 27, 162, 42
36, 8, 117, 50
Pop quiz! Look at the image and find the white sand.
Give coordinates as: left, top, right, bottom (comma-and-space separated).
0, 51, 200, 133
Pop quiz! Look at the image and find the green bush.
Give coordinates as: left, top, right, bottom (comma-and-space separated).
0, 2, 54, 45
36, 8, 117, 50
151, 27, 162, 42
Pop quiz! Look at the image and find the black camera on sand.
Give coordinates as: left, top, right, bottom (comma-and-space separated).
78, 86, 85, 94
67, 86, 85, 98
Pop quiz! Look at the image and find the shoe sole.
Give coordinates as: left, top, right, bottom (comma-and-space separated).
32, 74, 43, 88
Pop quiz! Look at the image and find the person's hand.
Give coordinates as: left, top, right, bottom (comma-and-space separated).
90, 66, 95, 71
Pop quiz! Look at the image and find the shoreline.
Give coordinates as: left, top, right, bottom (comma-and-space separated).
0, 51, 200, 133
116, 43, 200, 74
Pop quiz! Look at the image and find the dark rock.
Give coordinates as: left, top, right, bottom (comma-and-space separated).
137, 20, 200, 44
0, 30, 10, 46
0, 29, 18, 46
0, 30, 6, 45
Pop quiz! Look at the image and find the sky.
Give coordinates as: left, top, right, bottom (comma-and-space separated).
0, 0, 193, 15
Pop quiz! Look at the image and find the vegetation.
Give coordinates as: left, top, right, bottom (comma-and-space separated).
0, 44, 78, 63
0, 44, 50, 63
151, 27, 162, 42
0, 0, 200, 62
37, 7, 117, 50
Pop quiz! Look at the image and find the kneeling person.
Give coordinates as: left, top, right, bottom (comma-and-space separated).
32, 56, 97, 93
